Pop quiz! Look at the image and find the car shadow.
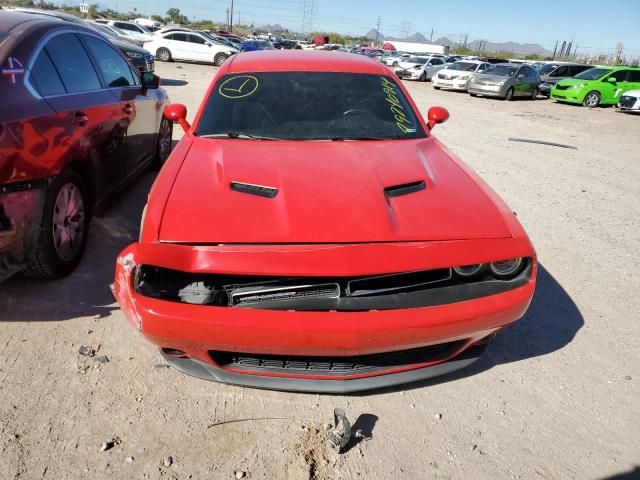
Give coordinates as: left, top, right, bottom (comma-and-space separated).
355, 263, 584, 395
160, 79, 189, 87
0, 170, 157, 322
596, 467, 640, 480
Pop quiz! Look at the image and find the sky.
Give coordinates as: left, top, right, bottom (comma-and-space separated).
97, 0, 640, 57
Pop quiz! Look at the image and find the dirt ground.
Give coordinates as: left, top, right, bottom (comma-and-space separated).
1, 60, 639, 480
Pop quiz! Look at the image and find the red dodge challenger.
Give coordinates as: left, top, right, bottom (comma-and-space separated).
114, 51, 537, 393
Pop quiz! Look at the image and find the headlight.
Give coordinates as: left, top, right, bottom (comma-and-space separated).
125, 51, 143, 58
413, 65, 421, 69
457, 75, 470, 80
453, 264, 483, 277
499, 79, 508, 85
490, 258, 523, 277
569, 84, 585, 89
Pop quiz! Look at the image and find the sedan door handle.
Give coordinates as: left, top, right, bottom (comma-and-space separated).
72, 112, 89, 126
123, 104, 134, 115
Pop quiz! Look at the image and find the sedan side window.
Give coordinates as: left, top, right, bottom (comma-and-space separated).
43, 33, 101, 93
553, 66, 569, 77
628, 71, 640, 82
172, 33, 187, 42
188, 35, 206, 44
29, 49, 66, 96
609, 70, 629, 82
82, 34, 135, 88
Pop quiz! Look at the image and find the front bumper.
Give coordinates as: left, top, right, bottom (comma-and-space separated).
114, 240, 536, 392
539, 82, 555, 96
550, 87, 584, 104
467, 83, 508, 97
618, 96, 640, 111
395, 68, 423, 80
433, 76, 471, 91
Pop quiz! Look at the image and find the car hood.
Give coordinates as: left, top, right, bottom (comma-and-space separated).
111, 37, 149, 53
621, 89, 640, 97
540, 75, 562, 83
473, 73, 511, 83
438, 69, 470, 78
398, 61, 422, 69
557, 78, 593, 87
158, 138, 513, 244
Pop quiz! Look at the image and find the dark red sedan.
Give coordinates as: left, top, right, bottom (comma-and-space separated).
114, 51, 536, 393
0, 11, 171, 280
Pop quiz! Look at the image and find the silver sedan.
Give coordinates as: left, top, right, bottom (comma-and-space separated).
468, 63, 541, 100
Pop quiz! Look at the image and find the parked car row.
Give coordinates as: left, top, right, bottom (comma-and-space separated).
394, 53, 640, 109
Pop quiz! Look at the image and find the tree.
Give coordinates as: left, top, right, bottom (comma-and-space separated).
165, 8, 187, 24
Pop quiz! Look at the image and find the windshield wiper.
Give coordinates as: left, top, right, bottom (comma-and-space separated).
330, 136, 386, 141
201, 131, 281, 141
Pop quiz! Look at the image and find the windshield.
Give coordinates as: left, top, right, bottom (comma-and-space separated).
93, 24, 117, 37
448, 62, 478, 72
490, 65, 517, 76
538, 64, 559, 75
574, 67, 610, 80
0, 32, 7, 45
196, 72, 426, 141
406, 57, 427, 65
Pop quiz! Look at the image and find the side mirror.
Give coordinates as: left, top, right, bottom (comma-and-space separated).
427, 106, 449, 129
163, 103, 191, 132
141, 72, 160, 89
517, 73, 525, 79
607, 77, 616, 83
205, 42, 212, 47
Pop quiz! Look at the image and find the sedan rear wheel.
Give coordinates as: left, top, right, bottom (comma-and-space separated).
504, 87, 514, 101
583, 91, 601, 108
23, 170, 88, 279
214, 53, 228, 67
157, 48, 172, 62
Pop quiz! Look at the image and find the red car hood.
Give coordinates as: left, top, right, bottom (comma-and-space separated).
158, 137, 512, 243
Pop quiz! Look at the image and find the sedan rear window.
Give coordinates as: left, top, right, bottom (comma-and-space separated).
491, 65, 517, 76
196, 72, 426, 141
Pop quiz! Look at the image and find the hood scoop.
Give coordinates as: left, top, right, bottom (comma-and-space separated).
384, 180, 426, 198
230, 181, 278, 199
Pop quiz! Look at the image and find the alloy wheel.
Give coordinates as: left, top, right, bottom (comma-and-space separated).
52, 183, 85, 262
158, 118, 172, 164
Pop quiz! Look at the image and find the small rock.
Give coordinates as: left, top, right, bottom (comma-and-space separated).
136, 395, 143, 403
434, 413, 442, 420
624, 375, 632, 381
95, 355, 109, 364
410, 404, 415, 409
471, 444, 478, 451
100, 441, 114, 452
126, 456, 134, 463
163, 456, 173, 467
79, 345, 95, 357
499, 411, 505, 415
235, 471, 246, 479
323, 423, 332, 431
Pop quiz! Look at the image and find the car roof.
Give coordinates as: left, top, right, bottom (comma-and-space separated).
227, 50, 389, 75
0, 8, 66, 31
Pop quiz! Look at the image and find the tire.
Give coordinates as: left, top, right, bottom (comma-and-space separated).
531, 87, 538, 99
469, 93, 477, 97
156, 48, 172, 62
23, 170, 89, 279
583, 91, 601, 108
419, 72, 426, 82
214, 53, 227, 67
434, 86, 441, 90
150, 117, 173, 170
504, 87, 514, 101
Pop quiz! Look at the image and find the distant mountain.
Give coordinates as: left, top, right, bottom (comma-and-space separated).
257, 24, 287, 33
367, 30, 551, 56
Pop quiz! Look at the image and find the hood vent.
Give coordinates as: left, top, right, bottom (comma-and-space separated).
384, 180, 426, 198
230, 181, 278, 198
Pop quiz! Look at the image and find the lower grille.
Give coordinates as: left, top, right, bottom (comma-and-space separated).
619, 96, 637, 108
554, 84, 570, 90
211, 341, 464, 376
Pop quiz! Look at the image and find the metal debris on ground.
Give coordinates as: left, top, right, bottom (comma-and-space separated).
78, 346, 95, 357
235, 471, 246, 479
94, 355, 109, 364
100, 441, 114, 452
326, 408, 352, 453
507, 137, 578, 150
163, 456, 173, 467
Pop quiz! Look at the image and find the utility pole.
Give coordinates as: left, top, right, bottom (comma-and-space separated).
226, 8, 229, 30
229, 0, 234, 32
552, 40, 558, 60
374, 16, 381, 45
429, 28, 433, 43
613, 42, 623, 64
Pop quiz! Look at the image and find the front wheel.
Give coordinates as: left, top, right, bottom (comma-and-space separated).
419, 72, 426, 82
531, 87, 538, 99
583, 91, 601, 108
504, 87, 514, 101
156, 48, 172, 62
434, 86, 441, 90
214, 53, 228, 67
150, 117, 173, 170
23, 170, 89, 279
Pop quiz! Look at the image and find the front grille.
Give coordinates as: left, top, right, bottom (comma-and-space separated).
211, 341, 464, 376
619, 96, 637, 108
554, 84, 570, 90
1, 177, 49, 194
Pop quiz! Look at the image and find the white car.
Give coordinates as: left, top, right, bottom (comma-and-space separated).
432, 60, 493, 91
95, 20, 154, 42
618, 90, 640, 112
382, 51, 410, 67
146, 31, 238, 66
394, 56, 447, 81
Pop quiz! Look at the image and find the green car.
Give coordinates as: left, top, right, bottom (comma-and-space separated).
550, 66, 640, 107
